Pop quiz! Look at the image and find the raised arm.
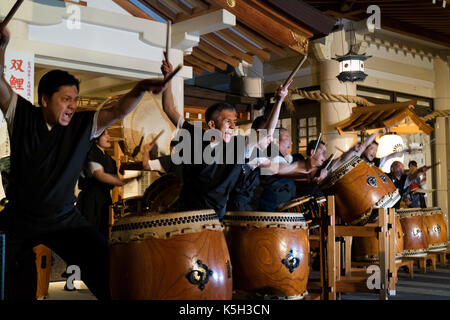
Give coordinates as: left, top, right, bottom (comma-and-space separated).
96, 77, 167, 133
0, 27, 14, 115
356, 128, 387, 157
265, 80, 292, 137
161, 57, 182, 127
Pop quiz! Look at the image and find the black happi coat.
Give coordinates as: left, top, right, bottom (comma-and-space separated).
77, 145, 117, 237
3, 95, 95, 238
164, 121, 244, 219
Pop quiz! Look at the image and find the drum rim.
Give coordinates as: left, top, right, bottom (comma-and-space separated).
223, 211, 308, 229
110, 209, 222, 243
320, 155, 362, 189
277, 196, 315, 212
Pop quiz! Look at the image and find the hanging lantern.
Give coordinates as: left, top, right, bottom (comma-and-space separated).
377, 134, 405, 173
333, 47, 372, 82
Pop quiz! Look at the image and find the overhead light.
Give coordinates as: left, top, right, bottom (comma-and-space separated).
377, 133, 405, 173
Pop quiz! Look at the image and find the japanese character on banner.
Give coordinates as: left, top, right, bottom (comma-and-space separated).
4, 50, 34, 103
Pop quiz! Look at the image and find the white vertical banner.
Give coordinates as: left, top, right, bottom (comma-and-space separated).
4, 50, 35, 103
0, 51, 34, 199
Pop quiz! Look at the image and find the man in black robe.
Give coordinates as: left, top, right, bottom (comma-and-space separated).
0, 26, 167, 299
147, 58, 291, 219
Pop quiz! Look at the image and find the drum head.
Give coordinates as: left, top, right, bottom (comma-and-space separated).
143, 173, 182, 213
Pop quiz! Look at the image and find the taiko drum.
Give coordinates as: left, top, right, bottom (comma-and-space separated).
397, 208, 429, 258
223, 211, 309, 299
110, 208, 232, 300
320, 156, 399, 225
421, 207, 448, 252
352, 215, 404, 262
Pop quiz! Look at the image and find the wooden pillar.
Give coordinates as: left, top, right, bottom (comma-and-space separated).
433, 57, 450, 240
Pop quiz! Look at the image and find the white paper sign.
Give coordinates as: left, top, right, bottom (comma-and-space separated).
4, 50, 35, 103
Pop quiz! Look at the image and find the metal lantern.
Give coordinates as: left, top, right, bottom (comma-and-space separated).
333, 47, 372, 82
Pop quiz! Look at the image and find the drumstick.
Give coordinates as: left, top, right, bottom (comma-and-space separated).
325, 152, 337, 170
162, 64, 183, 85
313, 132, 322, 155
149, 129, 165, 145
165, 20, 171, 58
428, 162, 441, 169
283, 54, 308, 87
0, 0, 24, 30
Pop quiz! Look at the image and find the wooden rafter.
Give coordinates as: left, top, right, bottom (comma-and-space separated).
304, 0, 450, 48
184, 61, 203, 75
216, 28, 271, 61
186, 0, 209, 10
197, 39, 240, 67
234, 22, 286, 57
112, 0, 155, 20
191, 47, 227, 70
207, 0, 310, 55
184, 55, 215, 73
140, 0, 177, 21
203, 33, 254, 64
163, 0, 193, 16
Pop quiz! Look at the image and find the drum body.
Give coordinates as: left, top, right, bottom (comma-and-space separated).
397, 208, 428, 258
352, 215, 404, 262
321, 156, 399, 225
422, 208, 448, 252
33, 244, 52, 300
223, 211, 309, 299
110, 208, 232, 300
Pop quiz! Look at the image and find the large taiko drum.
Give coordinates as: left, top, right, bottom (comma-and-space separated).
397, 208, 429, 258
320, 156, 400, 225
421, 207, 448, 252
108, 93, 175, 159
109, 206, 232, 300
223, 211, 309, 300
142, 173, 182, 213
352, 215, 404, 263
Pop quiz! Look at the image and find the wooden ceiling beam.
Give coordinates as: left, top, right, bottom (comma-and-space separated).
163, 0, 193, 15
174, 3, 221, 22
113, 0, 155, 20
191, 47, 228, 70
184, 55, 216, 73
198, 39, 240, 67
207, 0, 310, 55
139, 0, 177, 21
203, 33, 254, 64
234, 22, 286, 57
184, 0, 209, 10
184, 61, 203, 75
327, 10, 450, 47
244, 0, 314, 38
217, 29, 271, 61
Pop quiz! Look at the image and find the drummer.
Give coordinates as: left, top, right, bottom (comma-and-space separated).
148, 56, 292, 219
255, 128, 298, 211
0, 25, 168, 300
272, 139, 328, 190
330, 128, 387, 170
142, 139, 183, 180
387, 161, 407, 209
403, 161, 430, 208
